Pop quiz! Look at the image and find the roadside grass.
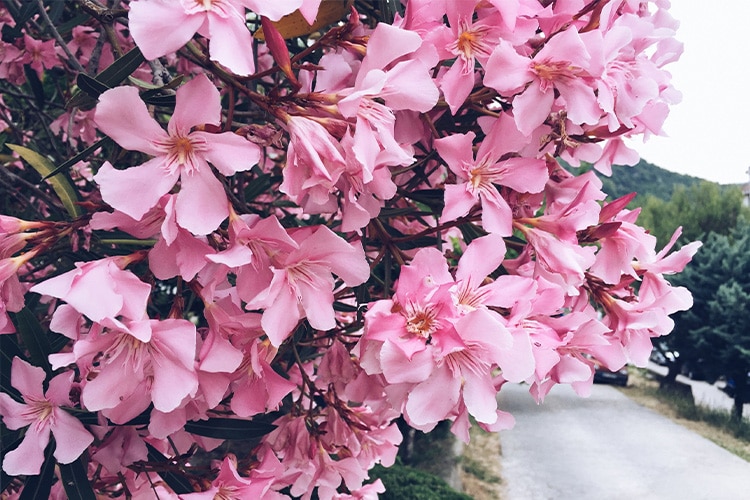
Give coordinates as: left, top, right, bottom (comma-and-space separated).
458, 423, 504, 500
620, 368, 750, 461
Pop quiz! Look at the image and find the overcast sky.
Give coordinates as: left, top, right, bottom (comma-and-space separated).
626, 1, 750, 186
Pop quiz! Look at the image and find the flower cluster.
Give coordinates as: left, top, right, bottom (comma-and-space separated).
0, 0, 698, 498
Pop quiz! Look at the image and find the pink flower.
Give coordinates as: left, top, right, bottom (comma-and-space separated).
20, 34, 59, 77
0, 358, 94, 476
245, 225, 370, 346
30, 257, 151, 327
59, 318, 199, 424
484, 28, 601, 135
435, 115, 547, 236
181, 452, 286, 499
129, 0, 250, 76
93, 74, 260, 235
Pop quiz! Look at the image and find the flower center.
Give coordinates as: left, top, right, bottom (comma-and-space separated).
404, 303, 439, 339
532, 60, 580, 91
451, 22, 493, 63
195, 0, 215, 10
22, 398, 55, 428
155, 133, 208, 176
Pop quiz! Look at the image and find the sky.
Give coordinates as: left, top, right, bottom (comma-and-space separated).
626, 1, 750, 186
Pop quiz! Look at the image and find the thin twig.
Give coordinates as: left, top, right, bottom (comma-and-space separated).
34, 0, 87, 73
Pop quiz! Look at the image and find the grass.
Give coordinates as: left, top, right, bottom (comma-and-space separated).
620, 368, 750, 461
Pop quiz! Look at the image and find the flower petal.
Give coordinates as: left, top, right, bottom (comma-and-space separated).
197, 130, 261, 177
94, 160, 178, 221
128, 1, 204, 60
175, 168, 229, 235
94, 86, 168, 155
169, 74, 221, 135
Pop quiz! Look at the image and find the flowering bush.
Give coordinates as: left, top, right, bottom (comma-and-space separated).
0, 0, 699, 498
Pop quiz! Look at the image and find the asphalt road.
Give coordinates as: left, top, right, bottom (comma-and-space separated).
497, 382, 750, 500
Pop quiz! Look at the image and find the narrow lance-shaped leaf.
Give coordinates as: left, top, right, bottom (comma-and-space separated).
183, 418, 276, 439
145, 444, 194, 494
68, 47, 145, 109
59, 458, 97, 500
6, 144, 82, 219
10, 308, 53, 375
41, 137, 110, 181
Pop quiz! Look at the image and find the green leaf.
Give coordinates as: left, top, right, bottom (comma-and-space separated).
18, 444, 56, 500
10, 308, 52, 374
41, 137, 110, 181
76, 73, 110, 99
404, 189, 445, 212
458, 222, 488, 244
145, 444, 194, 494
59, 458, 97, 500
23, 65, 46, 109
6, 144, 82, 218
2, 2, 37, 41
96, 47, 146, 87
0, 335, 23, 399
183, 418, 276, 439
68, 47, 145, 109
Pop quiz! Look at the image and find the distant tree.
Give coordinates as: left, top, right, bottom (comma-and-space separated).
660, 232, 727, 385
697, 280, 750, 420
638, 182, 747, 245
667, 221, 750, 419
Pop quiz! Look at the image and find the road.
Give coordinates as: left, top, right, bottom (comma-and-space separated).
497, 382, 750, 500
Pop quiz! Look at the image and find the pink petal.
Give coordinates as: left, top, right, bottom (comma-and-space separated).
359, 23, 422, 77
50, 410, 94, 464
456, 234, 506, 284
484, 41, 533, 94
11, 357, 45, 400
2, 424, 49, 476
95, 160, 178, 221
94, 86, 168, 155
381, 60, 440, 112
82, 352, 143, 412
207, 14, 256, 76
199, 330, 244, 374
128, 1, 204, 60
197, 130, 261, 176
497, 157, 549, 193
497, 330, 535, 382
405, 364, 460, 426
440, 59, 475, 115
441, 183, 476, 223
512, 84, 554, 136
261, 279, 301, 346
298, 0, 323, 25
480, 188, 513, 236
169, 74, 221, 135
462, 369, 500, 424
434, 132, 475, 177
380, 342, 433, 384
298, 280, 335, 331
240, 0, 303, 21
0, 393, 31, 430
175, 168, 229, 235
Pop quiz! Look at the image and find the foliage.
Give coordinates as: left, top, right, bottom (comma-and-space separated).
0, 1, 697, 498
668, 221, 750, 419
637, 182, 748, 244
369, 461, 472, 500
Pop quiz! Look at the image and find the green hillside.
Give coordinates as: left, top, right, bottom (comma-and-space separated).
572, 159, 706, 202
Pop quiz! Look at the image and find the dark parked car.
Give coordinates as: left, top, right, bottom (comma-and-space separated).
593, 362, 629, 387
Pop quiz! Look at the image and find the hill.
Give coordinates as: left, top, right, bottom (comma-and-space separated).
569, 159, 724, 202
